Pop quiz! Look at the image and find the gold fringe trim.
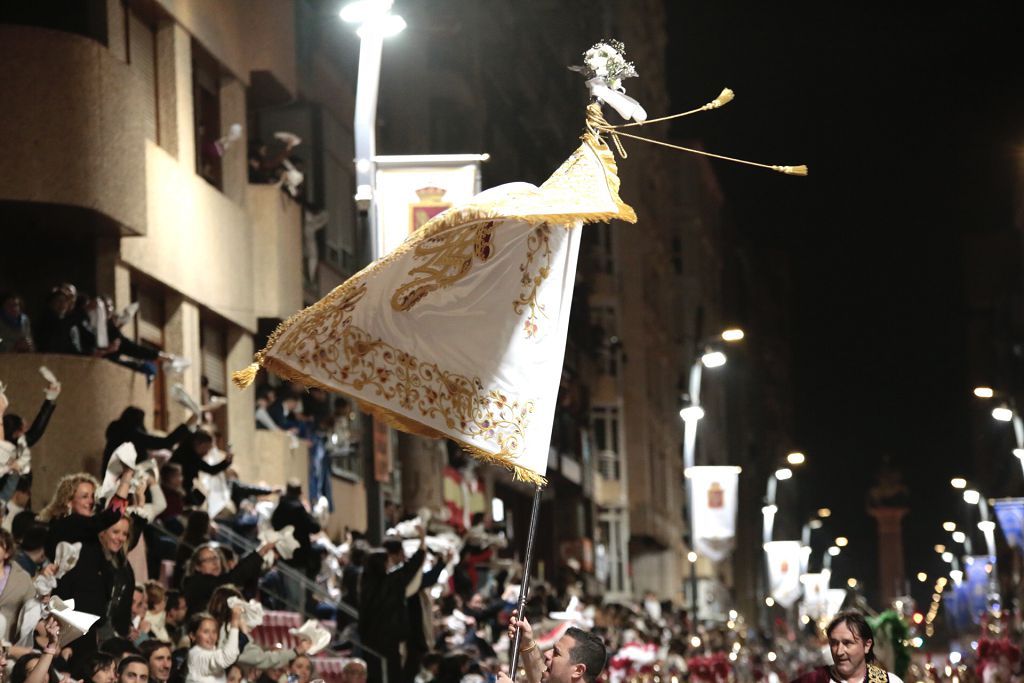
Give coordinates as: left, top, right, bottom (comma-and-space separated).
257, 356, 548, 487
232, 363, 261, 390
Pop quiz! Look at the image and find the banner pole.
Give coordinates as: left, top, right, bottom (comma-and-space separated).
509, 484, 544, 676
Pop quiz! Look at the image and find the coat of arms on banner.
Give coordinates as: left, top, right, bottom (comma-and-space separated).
410, 185, 452, 232
707, 481, 724, 509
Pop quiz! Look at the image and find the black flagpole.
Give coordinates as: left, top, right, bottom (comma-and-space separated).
509, 484, 544, 676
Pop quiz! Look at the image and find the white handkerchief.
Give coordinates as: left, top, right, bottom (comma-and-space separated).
48, 597, 101, 648
33, 573, 57, 597
99, 442, 139, 501
288, 619, 330, 656
259, 525, 300, 560
54, 542, 82, 579
227, 597, 265, 629
39, 366, 58, 385
171, 384, 203, 416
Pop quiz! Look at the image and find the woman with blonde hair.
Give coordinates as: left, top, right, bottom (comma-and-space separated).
40, 470, 132, 670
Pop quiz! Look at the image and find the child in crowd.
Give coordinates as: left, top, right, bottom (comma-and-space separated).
185, 608, 240, 683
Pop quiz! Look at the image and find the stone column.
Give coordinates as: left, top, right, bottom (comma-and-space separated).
869, 506, 909, 605
398, 433, 445, 515
225, 327, 255, 472
163, 292, 201, 427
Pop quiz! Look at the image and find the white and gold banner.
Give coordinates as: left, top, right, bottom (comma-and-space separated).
764, 540, 803, 608
686, 466, 741, 562
236, 120, 635, 484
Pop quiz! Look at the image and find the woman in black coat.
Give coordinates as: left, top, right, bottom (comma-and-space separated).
101, 407, 194, 474
39, 471, 132, 670
180, 541, 275, 616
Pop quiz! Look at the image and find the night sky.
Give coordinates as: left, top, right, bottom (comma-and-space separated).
667, 4, 1024, 606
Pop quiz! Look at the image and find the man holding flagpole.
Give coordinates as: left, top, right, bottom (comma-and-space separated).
497, 610, 607, 683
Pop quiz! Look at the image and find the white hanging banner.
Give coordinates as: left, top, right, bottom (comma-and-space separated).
764, 540, 803, 608
800, 571, 830, 618
374, 155, 486, 256
686, 466, 742, 562
825, 588, 848, 619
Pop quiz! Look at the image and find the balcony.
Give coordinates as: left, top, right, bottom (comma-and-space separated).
0, 354, 153, 502
248, 184, 304, 320
0, 26, 147, 235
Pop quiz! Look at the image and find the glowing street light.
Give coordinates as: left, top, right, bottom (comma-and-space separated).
942, 551, 954, 563
973, 387, 995, 399
952, 531, 966, 544
687, 551, 698, 563
808, 519, 823, 530
934, 544, 946, 554
963, 489, 981, 505
817, 508, 832, 518
721, 328, 745, 342
775, 467, 793, 481
701, 350, 727, 368
942, 521, 956, 532
828, 546, 841, 557
835, 536, 849, 547
679, 406, 706, 423
847, 578, 858, 588
993, 405, 1014, 422
765, 597, 775, 607
951, 478, 967, 489
786, 452, 806, 465
917, 572, 928, 582
978, 520, 996, 533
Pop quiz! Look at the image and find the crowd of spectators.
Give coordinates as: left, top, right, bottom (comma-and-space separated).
0, 285, 187, 383
0, 322, 777, 683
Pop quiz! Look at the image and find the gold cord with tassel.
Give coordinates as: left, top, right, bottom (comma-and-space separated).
612, 88, 735, 129
596, 125, 808, 176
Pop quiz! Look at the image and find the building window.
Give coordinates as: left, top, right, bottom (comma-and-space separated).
192, 41, 222, 189
590, 303, 620, 377
134, 282, 167, 430
329, 399, 362, 480
591, 405, 622, 481
592, 223, 616, 274
127, 5, 159, 144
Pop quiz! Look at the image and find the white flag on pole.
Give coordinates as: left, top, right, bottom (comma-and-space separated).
800, 571, 830, 618
764, 540, 803, 607
686, 466, 741, 562
825, 588, 848, 619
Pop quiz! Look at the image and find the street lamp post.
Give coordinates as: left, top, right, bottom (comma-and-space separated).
342, 0, 405, 548
680, 329, 743, 618
974, 387, 1024, 477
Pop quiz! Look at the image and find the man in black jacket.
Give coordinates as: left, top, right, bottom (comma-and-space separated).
169, 431, 232, 494
271, 479, 321, 608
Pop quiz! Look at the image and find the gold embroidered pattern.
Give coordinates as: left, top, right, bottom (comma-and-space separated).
867, 665, 889, 683
391, 221, 496, 311
514, 223, 553, 338
278, 318, 534, 459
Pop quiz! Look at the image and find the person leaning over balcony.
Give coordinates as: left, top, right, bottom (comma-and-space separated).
1, 377, 61, 475
39, 470, 134, 669
0, 292, 34, 352
102, 408, 196, 475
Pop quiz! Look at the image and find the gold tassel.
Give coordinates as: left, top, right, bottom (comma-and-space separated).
774, 165, 809, 176
231, 362, 261, 389
708, 87, 735, 109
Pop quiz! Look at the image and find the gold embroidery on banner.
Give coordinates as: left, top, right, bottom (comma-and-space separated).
867, 665, 889, 683
514, 223, 553, 338
391, 221, 496, 311
277, 318, 535, 459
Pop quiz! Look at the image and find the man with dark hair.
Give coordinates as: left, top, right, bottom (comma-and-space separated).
271, 478, 321, 608
164, 591, 187, 646
139, 641, 173, 683
170, 430, 232, 494
117, 654, 151, 683
500, 612, 606, 683
791, 609, 903, 683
